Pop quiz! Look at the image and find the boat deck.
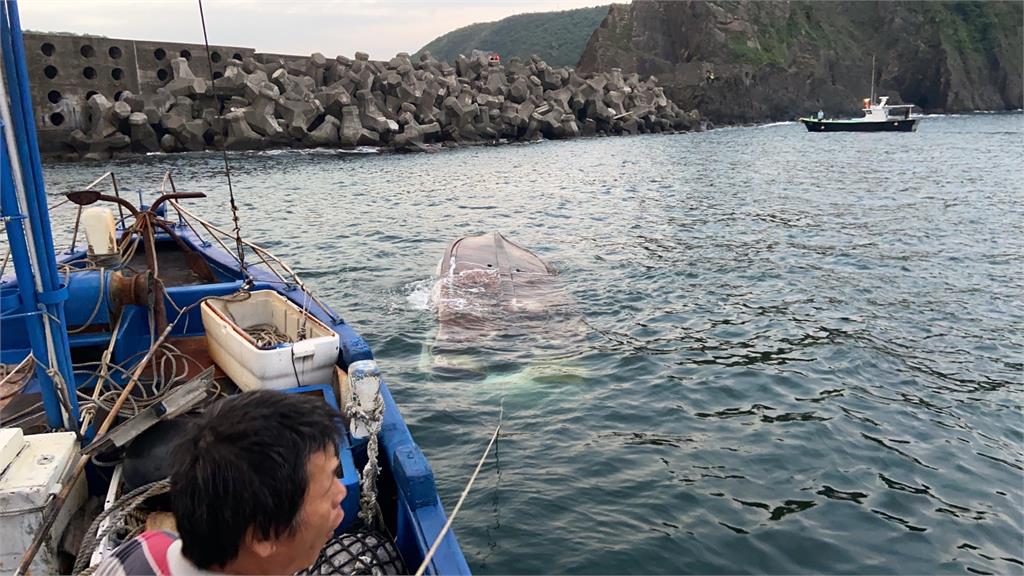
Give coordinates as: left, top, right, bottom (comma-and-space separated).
0, 335, 236, 433
124, 246, 210, 287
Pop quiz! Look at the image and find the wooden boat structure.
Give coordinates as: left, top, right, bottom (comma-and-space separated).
0, 1, 469, 574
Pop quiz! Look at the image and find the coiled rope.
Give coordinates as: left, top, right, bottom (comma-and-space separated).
244, 323, 293, 349
73, 478, 172, 576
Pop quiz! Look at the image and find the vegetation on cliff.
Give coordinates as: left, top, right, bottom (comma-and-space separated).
416, 5, 609, 68
578, 1, 1023, 124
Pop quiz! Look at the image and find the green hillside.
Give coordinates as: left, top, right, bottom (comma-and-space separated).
416, 5, 610, 67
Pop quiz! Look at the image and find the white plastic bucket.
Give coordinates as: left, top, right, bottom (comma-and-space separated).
200, 290, 340, 391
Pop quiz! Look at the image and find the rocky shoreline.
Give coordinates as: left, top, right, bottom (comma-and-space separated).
57, 49, 704, 162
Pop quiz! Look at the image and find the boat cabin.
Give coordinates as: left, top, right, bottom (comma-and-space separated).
862, 96, 914, 121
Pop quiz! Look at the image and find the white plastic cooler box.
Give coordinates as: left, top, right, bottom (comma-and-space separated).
200, 290, 340, 390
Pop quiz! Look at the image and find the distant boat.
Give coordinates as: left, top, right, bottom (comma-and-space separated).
800, 54, 919, 132
800, 96, 919, 132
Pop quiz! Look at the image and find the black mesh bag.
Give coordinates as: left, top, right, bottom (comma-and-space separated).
298, 528, 407, 575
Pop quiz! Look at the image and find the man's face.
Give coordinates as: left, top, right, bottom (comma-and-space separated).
273, 448, 347, 572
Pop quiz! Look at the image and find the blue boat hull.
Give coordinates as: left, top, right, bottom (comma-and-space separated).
0, 224, 470, 574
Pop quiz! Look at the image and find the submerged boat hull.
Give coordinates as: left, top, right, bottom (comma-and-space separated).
430, 232, 588, 377
800, 118, 919, 132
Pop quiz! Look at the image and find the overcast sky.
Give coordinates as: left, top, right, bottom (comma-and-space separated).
20, 0, 612, 60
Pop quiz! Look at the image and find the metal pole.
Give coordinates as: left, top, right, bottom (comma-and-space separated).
1, 0, 80, 428
68, 205, 83, 253
870, 54, 875, 105
110, 172, 127, 227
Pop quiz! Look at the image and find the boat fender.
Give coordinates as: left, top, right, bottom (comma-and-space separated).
347, 360, 381, 439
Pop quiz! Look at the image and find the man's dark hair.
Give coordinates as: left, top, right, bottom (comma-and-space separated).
171, 390, 342, 569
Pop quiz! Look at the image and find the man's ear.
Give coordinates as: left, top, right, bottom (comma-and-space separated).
246, 528, 277, 559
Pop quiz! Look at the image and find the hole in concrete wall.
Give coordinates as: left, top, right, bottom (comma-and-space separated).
157, 68, 170, 82
211, 51, 222, 63
49, 112, 65, 126
232, 52, 242, 61
114, 90, 125, 101
44, 65, 58, 79
213, 71, 223, 80
41, 43, 55, 57
47, 90, 62, 104
203, 128, 217, 146
86, 91, 98, 100
80, 45, 95, 58
112, 68, 124, 81
109, 46, 123, 59
180, 49, 192, 61
154, 48, 166, 61
83, 66, 97, 79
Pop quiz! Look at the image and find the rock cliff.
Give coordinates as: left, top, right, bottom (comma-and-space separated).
578, 1, 1024, 124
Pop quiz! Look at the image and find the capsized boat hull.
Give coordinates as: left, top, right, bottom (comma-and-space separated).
435, 231, 559, 320
431, 232, 586, 376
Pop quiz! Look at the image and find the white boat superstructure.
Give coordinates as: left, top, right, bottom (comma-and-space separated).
862, 96, 915, 122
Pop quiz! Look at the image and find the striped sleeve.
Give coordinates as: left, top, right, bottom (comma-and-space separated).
94, 530, 177, 576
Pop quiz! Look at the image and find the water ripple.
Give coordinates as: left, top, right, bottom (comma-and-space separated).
28, 113, 1024, 575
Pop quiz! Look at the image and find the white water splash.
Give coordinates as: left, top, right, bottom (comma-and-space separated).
756, 121, 798, 128
405, 278, 434, 311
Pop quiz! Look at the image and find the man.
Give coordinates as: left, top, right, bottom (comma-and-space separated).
97, 390, 347, 575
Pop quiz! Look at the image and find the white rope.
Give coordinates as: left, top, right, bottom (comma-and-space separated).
414, 402, 503, 576
78, 312, 123, 433
345, 392, 385, 527
168, 200, 340, 323
0, 354, 34, 387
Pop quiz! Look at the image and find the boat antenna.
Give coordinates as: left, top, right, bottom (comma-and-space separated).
868, 53, 876, 105
198, 0, 247, 278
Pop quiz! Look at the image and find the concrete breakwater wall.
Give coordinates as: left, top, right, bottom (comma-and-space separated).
24, 33, 703, 160
22, 32, 254, 155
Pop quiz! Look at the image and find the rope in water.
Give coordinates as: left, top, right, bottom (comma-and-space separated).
414, 401, 503, 576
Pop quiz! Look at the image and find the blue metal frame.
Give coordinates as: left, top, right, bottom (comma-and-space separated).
1, 0, 79, 428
